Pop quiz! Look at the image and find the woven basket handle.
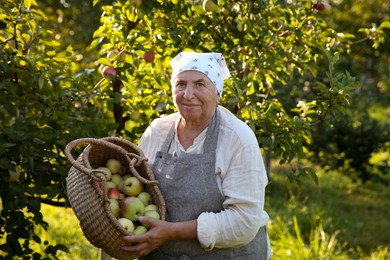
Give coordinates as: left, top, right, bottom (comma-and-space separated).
64, 138, 133, 181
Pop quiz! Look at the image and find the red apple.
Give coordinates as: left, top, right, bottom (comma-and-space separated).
315, 1, 331, 11
107, 188, 121, 200
101, 66, 116, 80
121, 197, 145, 221
143, 51, 155, 63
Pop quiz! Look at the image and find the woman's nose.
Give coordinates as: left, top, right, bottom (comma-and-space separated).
183, 86, 194, 99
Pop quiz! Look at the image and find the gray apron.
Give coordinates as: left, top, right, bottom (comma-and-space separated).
140, 109, 268, 260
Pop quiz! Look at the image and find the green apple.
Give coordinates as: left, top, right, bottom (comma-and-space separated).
118, 218, 135, 233
107, 50, 118, 61
109, 199, 120, 218
142, 210, 160, 228
96, 167, 112, 181
202, 0, 219, 12
118, 174, 132, 191
106, 159, 122, 174
118, 166, 127, 176
105, 181, 117, 190
138, 191, 152, 206
111, 174, 123, 187
121, 197, 145, 221
144, 204, 158, 212
133, 225, 148, 235
122, 177, 143, 197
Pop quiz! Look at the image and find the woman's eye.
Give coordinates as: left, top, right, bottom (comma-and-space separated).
176, 82, 186, 88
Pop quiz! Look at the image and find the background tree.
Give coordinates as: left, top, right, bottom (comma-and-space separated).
0, 0, 387, 258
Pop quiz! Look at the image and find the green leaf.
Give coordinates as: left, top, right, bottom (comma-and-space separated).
23, 0, 31, 9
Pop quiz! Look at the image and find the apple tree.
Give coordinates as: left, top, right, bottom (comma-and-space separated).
0, 0, 115, 258
90, 0, 358, 183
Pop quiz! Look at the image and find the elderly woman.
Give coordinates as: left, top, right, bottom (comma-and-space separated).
122, 52, 271, 259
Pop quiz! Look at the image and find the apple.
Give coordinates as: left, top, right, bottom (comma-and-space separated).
142, 210, 160, 228
107, 188, 121, 200
118, 174, 132, 191
130, 0, 142, 7
143, 51, 155, 63
138, 191, 152, 206
101, 66, 116, 80
105, 181, 117, 190
202, 0, 219, 12
315, 1, 331, 12
107, 50, 118, 61
144, 210, 160, 220
118, 166, 127, 176
109, 199, 120, 218
121, 197, 145, 221
122, 177, 143, 197
222, 7, 230, 15
145, 204, 158, 212
106, 159, 122, 174
96, 167, 112, 181
118, 218, 135, 233
111, 174, 123, 187
133, 225, 148, 235
119, 193, 126, 201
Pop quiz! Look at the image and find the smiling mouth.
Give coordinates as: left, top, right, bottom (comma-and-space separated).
182, 103, 199, 107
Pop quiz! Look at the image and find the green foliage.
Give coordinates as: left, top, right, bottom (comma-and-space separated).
0, 0, 115, 258
0, 0, 387, 258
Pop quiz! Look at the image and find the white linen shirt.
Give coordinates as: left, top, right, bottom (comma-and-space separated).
138, 106, 270, 256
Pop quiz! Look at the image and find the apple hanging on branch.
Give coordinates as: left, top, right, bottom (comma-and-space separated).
143, 50, 155, 63
101, 66, 117, 80
314, 1, 331, 12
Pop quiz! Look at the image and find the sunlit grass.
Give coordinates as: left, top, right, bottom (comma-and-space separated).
39, 205, 99, 259
266, 166, 390, 259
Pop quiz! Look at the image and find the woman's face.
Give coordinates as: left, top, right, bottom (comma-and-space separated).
172, 70, 221, 125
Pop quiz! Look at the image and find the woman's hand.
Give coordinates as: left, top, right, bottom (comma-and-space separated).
122, 217, 198, 256
122, 216, 171, 256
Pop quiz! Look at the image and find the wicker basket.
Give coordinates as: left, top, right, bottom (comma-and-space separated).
64, 137, 166, 260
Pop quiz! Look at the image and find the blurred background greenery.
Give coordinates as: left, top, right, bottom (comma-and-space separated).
1, 0, 388, 258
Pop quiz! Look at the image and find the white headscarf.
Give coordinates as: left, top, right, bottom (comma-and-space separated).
170, 52, 231, 96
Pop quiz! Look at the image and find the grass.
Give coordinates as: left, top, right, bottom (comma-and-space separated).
266, 165, 390, 259
36, 166, 390, 259
36, 205, 100, 259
